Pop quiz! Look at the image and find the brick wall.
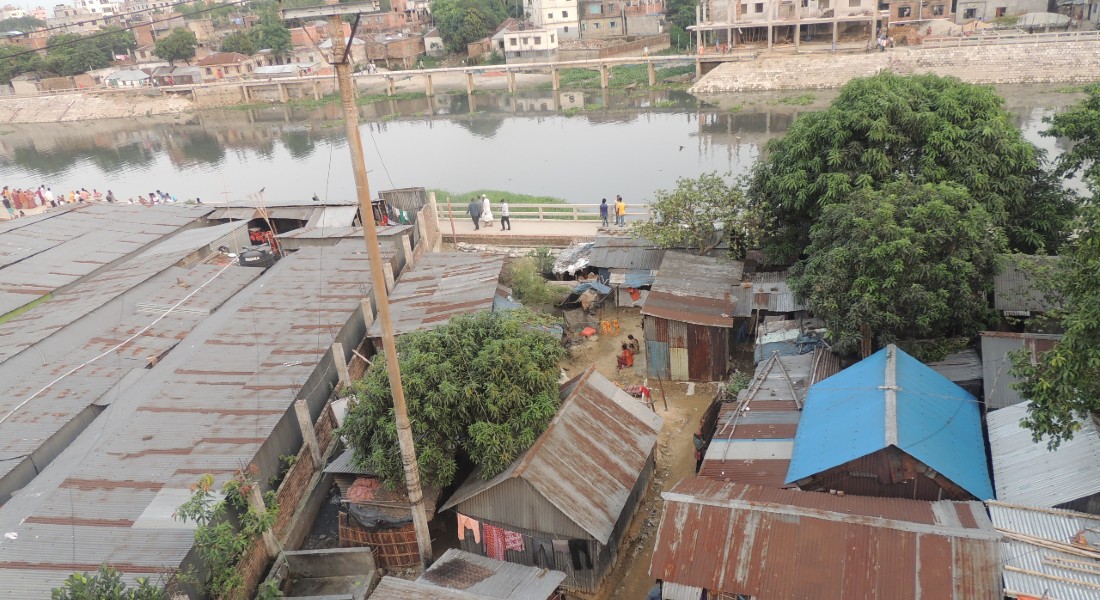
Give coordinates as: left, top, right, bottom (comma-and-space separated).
691, 41, 1100, 93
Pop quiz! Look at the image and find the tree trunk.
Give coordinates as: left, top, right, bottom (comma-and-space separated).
861, 324, 873, 358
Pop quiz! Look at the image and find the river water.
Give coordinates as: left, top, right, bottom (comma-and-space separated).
0, 85, 1086, 204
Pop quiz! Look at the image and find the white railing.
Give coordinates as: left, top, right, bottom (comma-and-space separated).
922, 29, 1100, 48
437, 202, 648, 222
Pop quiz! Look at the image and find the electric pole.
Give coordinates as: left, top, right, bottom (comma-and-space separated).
280, 0, 433, 569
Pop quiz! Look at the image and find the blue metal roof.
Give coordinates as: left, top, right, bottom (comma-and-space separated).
785, 345, 994, 500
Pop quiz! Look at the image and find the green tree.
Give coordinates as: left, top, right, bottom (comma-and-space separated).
249, 10, 291, 56
52, 565, 166, 600
43, 28, 132, 76
633, 171, 761, 258
789, 179, 1004, 356
219, 30, 256, 56
0, 45, 43, 84
1009, 86, 1100, 449
0, 16, 46, 31
665, 0, 697, 50
342, 310, 566, 489
750, 73, 1074, 263
432, 0, 507, 54
155, 27, 198, 65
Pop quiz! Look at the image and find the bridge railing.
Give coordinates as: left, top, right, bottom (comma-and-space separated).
438, 202, 649, 221
922, 29, 1100, 48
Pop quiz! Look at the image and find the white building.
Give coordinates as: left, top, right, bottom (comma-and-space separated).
498, 24, 559, 63
528, 0, 579, 39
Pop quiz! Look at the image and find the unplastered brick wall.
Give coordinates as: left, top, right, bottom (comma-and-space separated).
690, 41, 1100, 93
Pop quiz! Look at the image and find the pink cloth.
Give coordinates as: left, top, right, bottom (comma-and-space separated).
457, 513, 481, 543
503, 530, 524, 552
483, 523, 506, 560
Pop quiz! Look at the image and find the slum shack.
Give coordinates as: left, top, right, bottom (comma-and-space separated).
586, 236, 665, 307
326, 450, 442, 570
785, 345, 994, 501
641, 252, 743, 381
440, 366, 662, 592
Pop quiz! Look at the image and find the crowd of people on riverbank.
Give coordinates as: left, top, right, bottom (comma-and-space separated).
2, 184, 202, 219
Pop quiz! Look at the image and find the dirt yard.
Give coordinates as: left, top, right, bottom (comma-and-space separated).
561, 305, 723, 600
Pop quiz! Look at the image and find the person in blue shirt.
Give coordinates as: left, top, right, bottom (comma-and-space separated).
599, 198, 609, 227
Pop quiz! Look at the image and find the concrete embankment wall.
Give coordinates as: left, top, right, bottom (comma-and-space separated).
691, 41, 1100, 93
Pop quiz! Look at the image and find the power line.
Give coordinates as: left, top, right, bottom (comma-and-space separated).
1, 0, 252, 60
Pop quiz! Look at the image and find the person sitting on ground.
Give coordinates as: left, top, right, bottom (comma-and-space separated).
627, 334, 641, 354
105, 190, 115, 203
92, 189, 102, 200
616, 342, 634, 371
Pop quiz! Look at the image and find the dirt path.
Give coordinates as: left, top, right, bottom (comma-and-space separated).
560, 306, 719, 600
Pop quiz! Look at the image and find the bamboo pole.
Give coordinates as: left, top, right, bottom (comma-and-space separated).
325, 8, 433, 568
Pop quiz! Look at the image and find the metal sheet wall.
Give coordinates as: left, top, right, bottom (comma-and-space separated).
668, 320, 687, 348
670, 347, 689, 381
687, 324, 711, 381
644, 316, 668, 343
647, 340, 670, 379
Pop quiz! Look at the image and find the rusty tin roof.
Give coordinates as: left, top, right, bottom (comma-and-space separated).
442, 366, 663, 544
650, 479, 1003, 599
367, 252, 506, 338
641, 252, 743, 328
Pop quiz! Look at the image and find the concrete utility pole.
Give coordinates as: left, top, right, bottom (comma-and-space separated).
280, 0, 433, 569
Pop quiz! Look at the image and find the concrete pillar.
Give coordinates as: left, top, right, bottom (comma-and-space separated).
425, 73, 434, 96
696, 59, 702, 79
386, 76, 395, 96
247, 484, 280, 557
507, 70, 516, 94
767, 24, 773, 49
241, 84, 250, 102
466, 71, 474, 94
312, 80, 322, 100
278, 82, 289, 103
599, 65, 609, 89
401, 231, 414, 267
467, 93, 475, 113
871, 13, 878, 50
360, 298, 375, 328
383, 262, 395, 292
794, 0, 801, 52
551, 68, 560, 91
647, 61, 656, 86
833, 19, 839, 51
294, 399, 323, 466
331, 342, 351, 388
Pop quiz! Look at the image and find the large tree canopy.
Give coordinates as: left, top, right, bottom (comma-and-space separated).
789, 179, 1003, 356
1011, 85, 1100, 448
342, 310, 565, 489
633, 171, 761, 258
750, 73, 1074, 263
431, 0, 507, 54
155, 28, 197, 65
45, 27, 135, 76
219, 30, 256, 56
249, 10, 291, 56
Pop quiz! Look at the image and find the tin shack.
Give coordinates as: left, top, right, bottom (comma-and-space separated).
641, 251, 743, 381
440, 366, 662, 592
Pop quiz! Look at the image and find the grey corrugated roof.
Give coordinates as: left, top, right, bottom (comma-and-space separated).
641, 252, 742, 327
442, 367, 662, 544
994, 254, 1058, 313
988, 501, 1100, 600
588, 236, 665, 270
0, 241, 381, 597
0, 205, 206, 317
367, 253, 506, 338
371, 576, 488, 599
751, 271, 804, 313
415, 549, 565, 599
988, 402, 1100, 507
325, 448, 374, 475
980, 331, 1062, 410
927, 349, 982, 385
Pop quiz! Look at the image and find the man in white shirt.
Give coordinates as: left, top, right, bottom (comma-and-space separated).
499, 199, 511, 230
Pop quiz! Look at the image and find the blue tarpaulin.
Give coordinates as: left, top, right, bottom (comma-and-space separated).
623, 271, 656, 288
573, 281, 611, 295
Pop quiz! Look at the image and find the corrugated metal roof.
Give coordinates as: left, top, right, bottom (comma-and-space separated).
442, 367, 663, 544
750, 271, 804, 313
928, 349, 983, 385
650, 479, 1003, 599
641, 252, 742, 328
0, 205, 206, 317
371, 576, 491, 599
988, 402, 1100, 508
994, 254, 1058, 313
701, 352, 814, 487
981, 331, 1062, 410
415, 548, 565, 599
0, 241, 381, 596
786, 345, 994, 500
587, 236, 665, 270
367, 253, 505, 338
988, 501, 1100, 600
325, 448, 375, 476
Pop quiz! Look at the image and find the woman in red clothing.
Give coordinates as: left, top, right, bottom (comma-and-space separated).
616, 343, 634, 371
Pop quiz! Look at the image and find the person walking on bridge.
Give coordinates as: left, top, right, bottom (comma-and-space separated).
466, 197, 483, 230
499, 198, 511, 230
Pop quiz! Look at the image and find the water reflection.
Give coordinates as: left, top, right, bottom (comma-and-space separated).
0, 86, 1086, 203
